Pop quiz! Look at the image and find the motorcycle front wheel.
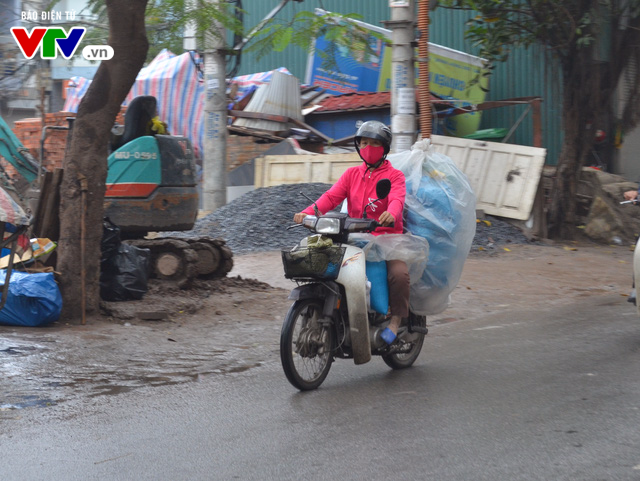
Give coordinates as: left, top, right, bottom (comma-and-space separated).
280, 298, 334, 391
382, 313, 426, 370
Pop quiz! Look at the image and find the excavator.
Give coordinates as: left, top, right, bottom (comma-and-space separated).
0, 95, 233, 287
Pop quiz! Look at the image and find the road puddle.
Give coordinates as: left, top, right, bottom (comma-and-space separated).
1, 395, 57, 410
0, 331, 268, 412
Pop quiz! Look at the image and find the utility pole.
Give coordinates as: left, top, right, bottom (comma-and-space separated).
202, 0, 228, 211
188, 0, 297, 211
387, 0, 416, 152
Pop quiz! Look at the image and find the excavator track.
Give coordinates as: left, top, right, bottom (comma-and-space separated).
125, 237, 233, 288
186, 237, 234, 279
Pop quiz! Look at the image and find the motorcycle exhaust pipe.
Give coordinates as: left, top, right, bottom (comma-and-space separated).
370, 327, 386, 350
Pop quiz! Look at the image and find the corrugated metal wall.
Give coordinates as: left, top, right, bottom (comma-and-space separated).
426, 6, 563, 165
236, 0, 562, 165
235, 0, 391, 79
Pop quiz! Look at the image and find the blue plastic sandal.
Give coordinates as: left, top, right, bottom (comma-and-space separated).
380, 327, 397, 345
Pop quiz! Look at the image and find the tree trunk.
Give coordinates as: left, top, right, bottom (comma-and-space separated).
58, 0, 149, 322
547, 7, 640, 239
547, 47, 603, 238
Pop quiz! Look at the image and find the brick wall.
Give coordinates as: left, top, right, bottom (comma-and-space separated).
226, 137, 323, 172
7, 114, 319, 180
9, 108, 127, 177
10, 116, 275, 174
12, 112, 73, 173
226, 135, 279, 172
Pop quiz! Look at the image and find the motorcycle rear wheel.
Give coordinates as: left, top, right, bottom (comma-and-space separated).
382, 313, 426, 370
280, 298, 334, 391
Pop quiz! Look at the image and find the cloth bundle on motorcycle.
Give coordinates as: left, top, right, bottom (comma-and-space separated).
0, 270, 62, 326
100, 218, 151, 302
387, 138, 476, 315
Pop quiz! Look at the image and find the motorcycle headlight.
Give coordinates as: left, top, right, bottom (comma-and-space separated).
314, 217, 341, 234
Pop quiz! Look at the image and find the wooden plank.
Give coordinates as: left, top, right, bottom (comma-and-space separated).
230, 110, 334, 143
32, 171, 52, 238
532, 98, 543, 148
256, 137, 546, 221
230, 110, 289, 123
302, 88, 327, 106
289, 118, 332, 143
227, 125, 284, 141
35, 168, 62, 240
256, 153, 360, 187
431, 134, 546, 220
254, 156, 265, 188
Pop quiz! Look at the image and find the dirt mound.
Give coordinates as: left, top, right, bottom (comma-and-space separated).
100, 275, 274, 320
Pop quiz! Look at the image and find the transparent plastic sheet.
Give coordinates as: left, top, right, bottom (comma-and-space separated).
387, 138, 477, 315
349, 233, 429, 285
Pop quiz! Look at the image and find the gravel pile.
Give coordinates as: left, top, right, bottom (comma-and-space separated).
163, 183, 536, 255
472, 216, 535, 252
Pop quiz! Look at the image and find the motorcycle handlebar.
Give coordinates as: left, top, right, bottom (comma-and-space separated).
371, 221, 395, 229
300, 214, 393, 233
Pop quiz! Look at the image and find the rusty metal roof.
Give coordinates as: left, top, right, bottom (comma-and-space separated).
313, 90, 453, 113
315, 91, 392, 112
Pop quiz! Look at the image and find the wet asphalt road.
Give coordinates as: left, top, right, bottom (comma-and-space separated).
1, 294, 640, 480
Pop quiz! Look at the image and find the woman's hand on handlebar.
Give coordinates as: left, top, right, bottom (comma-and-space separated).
293, 212, 308, 224
377, 211, 395, 227
624, 190, 639, 202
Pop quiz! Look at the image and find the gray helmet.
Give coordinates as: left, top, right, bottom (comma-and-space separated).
354, 120, 392, 157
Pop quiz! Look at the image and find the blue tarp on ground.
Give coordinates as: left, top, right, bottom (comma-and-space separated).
0, 270, 62, 327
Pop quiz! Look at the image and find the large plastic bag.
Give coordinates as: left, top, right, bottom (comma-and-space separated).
100, 243, 151, 302
101, 217, 121, 263
349, 233, 430, 314
351, 233, 430, 283
0, 270, 62, 326
389, 138, 476, 315
100, 217, 151, 302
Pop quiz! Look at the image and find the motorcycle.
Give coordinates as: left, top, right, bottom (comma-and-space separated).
620, 198, 640, 315
632, 238, 640, 316
280, 179, 428, 391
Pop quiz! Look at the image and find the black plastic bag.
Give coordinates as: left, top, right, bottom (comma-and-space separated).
100, 243, 151, 301
101, 217, 121, 264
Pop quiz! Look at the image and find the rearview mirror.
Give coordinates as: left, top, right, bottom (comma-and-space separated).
376, 178, 391, 200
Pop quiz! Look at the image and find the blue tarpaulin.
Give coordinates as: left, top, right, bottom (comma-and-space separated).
0, 270, 62, 327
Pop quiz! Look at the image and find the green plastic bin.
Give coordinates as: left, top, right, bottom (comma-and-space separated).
463, 128, 509, 142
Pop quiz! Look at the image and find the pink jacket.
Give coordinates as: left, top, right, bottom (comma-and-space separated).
302, 160, 406, 235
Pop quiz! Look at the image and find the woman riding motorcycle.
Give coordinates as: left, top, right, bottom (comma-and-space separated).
293, 121, 409, 344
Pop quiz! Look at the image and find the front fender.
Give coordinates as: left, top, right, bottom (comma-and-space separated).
634, 237, 640, 316
336, 245, 370, 365
288, 282, 340, 318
